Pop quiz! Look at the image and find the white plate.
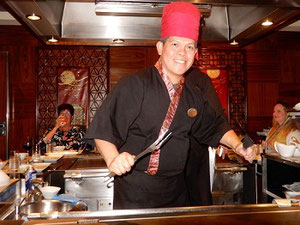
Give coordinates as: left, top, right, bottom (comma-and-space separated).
46, 150, 79, 157
53, 146, 65, 151
32, 163, 51, 172
41, 155, 63, 163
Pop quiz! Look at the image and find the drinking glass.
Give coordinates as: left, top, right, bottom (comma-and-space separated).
32, 145, 41, 162
9, 151, 20, 172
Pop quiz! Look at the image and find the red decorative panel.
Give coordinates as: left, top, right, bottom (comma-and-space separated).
195, 49, 246, 134
57, 67, 89, 126
200, 69, 228, 117
37, 47, 109, 138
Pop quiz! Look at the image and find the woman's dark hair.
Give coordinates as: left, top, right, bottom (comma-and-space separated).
57, 104, 74, 116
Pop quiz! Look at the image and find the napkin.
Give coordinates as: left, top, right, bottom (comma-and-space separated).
52, 194, 81, 205
273, 199, 291, 207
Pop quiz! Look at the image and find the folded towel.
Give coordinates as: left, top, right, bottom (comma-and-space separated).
52, 194, 81, 205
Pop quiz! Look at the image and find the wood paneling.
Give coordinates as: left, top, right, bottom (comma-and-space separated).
0, 52, 8, 160
0, 26, 40, 158
109, 47, 158, 89
245, 31, 300, 137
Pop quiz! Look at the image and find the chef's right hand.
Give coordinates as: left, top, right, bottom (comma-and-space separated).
108, 152, 135, 176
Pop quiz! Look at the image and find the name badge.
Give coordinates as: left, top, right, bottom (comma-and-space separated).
187, 108, 197, 117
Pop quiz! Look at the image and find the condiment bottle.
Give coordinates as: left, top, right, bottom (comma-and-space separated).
25, 164, 36, 192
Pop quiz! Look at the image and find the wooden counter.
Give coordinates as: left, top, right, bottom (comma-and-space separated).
22, 204, 300, 225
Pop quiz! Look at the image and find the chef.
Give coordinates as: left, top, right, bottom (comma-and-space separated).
85, 1, 255, 209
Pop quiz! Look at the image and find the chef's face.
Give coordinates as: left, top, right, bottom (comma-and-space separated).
273, 104, 287, 126
156, 36, 197, 83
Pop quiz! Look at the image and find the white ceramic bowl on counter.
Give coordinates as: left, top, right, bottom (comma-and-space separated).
274, 142, 296, 157
40, 186, 61, 199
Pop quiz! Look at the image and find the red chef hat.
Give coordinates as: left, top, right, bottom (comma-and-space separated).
161, 1, 201, 42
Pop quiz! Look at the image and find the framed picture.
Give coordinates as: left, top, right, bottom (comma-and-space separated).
57, 67, 89, 126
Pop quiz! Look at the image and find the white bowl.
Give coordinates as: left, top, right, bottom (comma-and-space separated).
294, 147, 300, 157
53, 146, 65, 151
18, 153, 28, 161
40, 186, 61, 199
293, 103, 300, 111
274, 142, 296, 157
285, 191, 300, 200
0, 170, 10, 186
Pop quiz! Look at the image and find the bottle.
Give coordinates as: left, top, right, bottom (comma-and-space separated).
23, 137, 33, 152
25, 164, 36, 192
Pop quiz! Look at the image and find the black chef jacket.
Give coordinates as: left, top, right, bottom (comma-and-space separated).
85, 66, 231, 209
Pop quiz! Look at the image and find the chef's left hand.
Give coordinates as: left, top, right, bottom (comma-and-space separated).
235, 143, 256, 163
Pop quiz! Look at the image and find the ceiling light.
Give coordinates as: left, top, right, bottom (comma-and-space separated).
26, 13, 41, 21
230, 40, 239, 46
262, 19, 273, 26
113, 39, 125, 44
48, 36, 58, 43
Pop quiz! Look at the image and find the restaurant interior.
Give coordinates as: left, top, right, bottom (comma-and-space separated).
0, 0, 300, 224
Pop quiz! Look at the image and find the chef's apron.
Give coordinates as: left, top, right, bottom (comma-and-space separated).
113, 169, 189, 209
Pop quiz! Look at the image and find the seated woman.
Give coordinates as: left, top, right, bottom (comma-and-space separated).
42, 104, 85, 150
265, 101, 300, 150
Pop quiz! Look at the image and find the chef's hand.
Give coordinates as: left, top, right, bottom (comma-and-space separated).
108, 152, 135, 176
55, 115, 67, 128
216, 145, 229, 159
234, 143, 256, 163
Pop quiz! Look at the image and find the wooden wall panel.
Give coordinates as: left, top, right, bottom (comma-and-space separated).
0, 52, 8, 160
245, 31, 300, 140
0, 26, 40, 158
247, 82, 278, 117
109, 47, 158, 89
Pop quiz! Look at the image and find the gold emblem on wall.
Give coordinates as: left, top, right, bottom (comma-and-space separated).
60, 70, 76, 85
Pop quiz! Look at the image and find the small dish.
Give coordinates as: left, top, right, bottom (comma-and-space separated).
40, 186, 61, 199
274, 142, 296, 158
285, 191, 300, 199
53, 146, 65, 151
18, 153, 28, 161
32, 163, 51, 172
293, 103, 300, 111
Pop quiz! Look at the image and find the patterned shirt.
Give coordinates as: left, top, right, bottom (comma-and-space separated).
42, 126, 85, 150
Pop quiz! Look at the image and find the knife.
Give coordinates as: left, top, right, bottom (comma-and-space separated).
107, 130, 173, 177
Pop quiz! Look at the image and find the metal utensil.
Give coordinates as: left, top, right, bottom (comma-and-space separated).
107, 130, 173, 177
291, 136, 300, 144
236, 120, 254, 149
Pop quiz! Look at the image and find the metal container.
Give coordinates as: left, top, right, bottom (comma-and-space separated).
212, 163, 247, 205
64, 158, 113, 211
